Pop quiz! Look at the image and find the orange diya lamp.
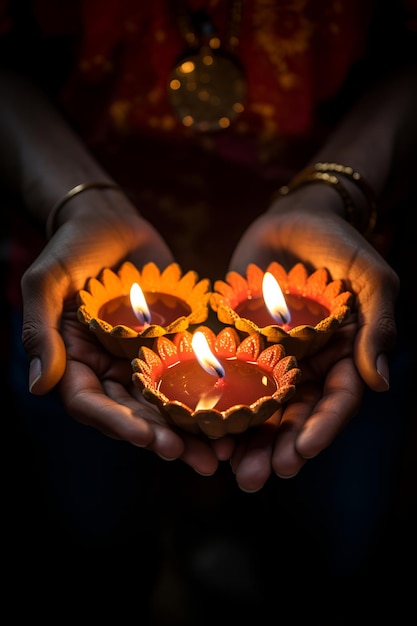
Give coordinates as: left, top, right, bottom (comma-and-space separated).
210, 262, 354, 360
77, 261, 212, 359
131, 325, 300, 439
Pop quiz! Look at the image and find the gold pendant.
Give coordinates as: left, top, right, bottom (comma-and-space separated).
168, 46, 246, 132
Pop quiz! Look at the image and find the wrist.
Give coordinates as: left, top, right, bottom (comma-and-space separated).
270, 162, 378, 239
268, 180, 347, 220
46, 182, 128, 240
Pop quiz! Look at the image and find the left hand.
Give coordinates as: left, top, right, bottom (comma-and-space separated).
229, 320, 364, 492
225, 187, 398, 491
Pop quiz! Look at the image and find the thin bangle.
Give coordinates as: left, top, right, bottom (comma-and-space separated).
313, 162, 378, 237
275, 163, 377, 238
46, 182, 123, 240
276, 170, 357, 226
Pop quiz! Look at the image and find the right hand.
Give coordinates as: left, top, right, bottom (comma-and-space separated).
21, 194, 234, 474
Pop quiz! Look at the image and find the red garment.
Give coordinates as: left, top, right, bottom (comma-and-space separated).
0, 0, 415, 282
7, 1, 376, 148
4, 1, 417, 172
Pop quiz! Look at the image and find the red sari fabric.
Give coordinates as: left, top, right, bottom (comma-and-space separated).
3, 0, 416, 175
29, 0, 375, 145
0, 0, 415, 281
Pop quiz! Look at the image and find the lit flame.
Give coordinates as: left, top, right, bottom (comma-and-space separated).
195, 385, 224, 411
130, 283, 151, 326
192, 331, 225, 411
262, 272, 291, 325
191, 331, 225, 378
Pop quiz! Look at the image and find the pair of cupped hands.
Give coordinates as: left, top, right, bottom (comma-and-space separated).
22, 188, 398, 493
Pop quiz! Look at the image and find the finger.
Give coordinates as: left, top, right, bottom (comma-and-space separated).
350, 249, 399, 391
354, 300, 397, 392
295, 357, 365, 458
106, 378, 220, 474
66, 372, 161, 441
26, 329, 67, 394
179, 435, 220, 475
210, 435, 236, 461
231, 410, 282, 492
271, 391, 316, 478
105, 378, 195, 459
21, 265, 67, 394
20, 235, 92, 395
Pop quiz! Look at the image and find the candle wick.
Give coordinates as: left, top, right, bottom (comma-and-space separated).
214, 376, 226, 390
277, 311, 288, 325
134, 309, 152, 326
213, 364, 225, 378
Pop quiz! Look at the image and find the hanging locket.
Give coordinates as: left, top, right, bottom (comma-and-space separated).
168, 1, 246, 132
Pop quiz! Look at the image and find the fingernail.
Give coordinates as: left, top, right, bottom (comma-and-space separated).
194, 469, 216, 477
29, 357, 42, 393
376, 353, 390, 391
275, 472, 298, 479
157, 453, 179, 462
238, 486, 262, 493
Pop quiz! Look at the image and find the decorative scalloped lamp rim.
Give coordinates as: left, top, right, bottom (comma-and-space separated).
131, 325, 300, 438
77, 261, 212, 358
210, 262, 354, 360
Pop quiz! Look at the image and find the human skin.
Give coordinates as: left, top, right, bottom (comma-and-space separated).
0, 62, 415, 489
228, 65, 415, 490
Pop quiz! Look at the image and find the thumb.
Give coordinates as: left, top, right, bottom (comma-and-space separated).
24, 325, 67, 395
21, 277, 67, 394
354, 306, 397, 393
27, 336, 66, 395
352, 253, 399, 392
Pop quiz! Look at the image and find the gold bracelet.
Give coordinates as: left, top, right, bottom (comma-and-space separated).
46, 182, 123, 240
276, 163, 377, 238
277, 169, 358, 228
313, 162, 377, 237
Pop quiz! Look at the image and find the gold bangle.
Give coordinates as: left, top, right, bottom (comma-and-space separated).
46, 182, 123, 240
277, 170, 358, 227
313, 162, 377, 237
276, 163, 377, 238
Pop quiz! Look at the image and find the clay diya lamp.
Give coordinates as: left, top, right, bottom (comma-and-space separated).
77, 261, 211, 359
131, 325, 300, 439
210, 262, 353, 360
